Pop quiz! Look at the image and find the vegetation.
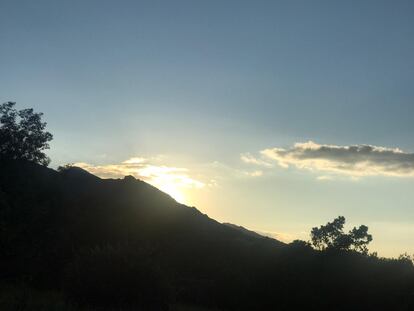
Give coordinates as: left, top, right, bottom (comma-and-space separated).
57, 163, 75, 172
0, 102, 53, 166
310, 216, 373, 254
1, 160, 413, 310
64, 244, 170, 310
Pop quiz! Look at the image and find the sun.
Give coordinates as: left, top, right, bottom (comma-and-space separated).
137, 165, 204, 204
156, 182, 186, 203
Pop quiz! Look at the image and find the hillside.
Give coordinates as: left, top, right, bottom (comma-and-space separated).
1, 160, 414, 310
222, 223, 267, 239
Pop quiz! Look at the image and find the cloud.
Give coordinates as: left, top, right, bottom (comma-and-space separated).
249, 141, 414, 178
317, 175, 334, 181
246, 170, 263, 177
240, 153, 273, 167
208, 161, 265, 180
123, 157, 147, 164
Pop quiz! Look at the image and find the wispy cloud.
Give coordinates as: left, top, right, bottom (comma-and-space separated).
246, 141, 414, 178
240, 153, 273, 167
316, 175, 334, 181
208, 161, 265, 180
245, 170, 263, 177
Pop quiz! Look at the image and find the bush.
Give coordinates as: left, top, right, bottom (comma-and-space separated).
0, 283, 75, 311
64, 244, 170, 310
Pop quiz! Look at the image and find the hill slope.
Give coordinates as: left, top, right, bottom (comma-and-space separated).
0, 160, 413, 310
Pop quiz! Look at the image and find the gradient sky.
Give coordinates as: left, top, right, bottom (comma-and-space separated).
2, 0, 414, 257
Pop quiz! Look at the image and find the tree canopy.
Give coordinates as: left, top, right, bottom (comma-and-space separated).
311, 216, 373, 254
0, 102, 53, 166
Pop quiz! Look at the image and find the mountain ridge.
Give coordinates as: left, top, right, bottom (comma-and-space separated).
1, 160, 413, 310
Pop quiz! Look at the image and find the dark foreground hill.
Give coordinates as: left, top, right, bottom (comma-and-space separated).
1, 160, 413, 310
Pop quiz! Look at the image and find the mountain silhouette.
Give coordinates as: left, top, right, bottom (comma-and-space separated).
222, 223, 269, 240
1, 160, 413, 310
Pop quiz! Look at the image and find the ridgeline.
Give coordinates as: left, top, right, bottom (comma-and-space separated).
1, 160, 413, 310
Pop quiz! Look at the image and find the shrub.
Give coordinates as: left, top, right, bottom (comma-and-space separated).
64, 244, 170, 310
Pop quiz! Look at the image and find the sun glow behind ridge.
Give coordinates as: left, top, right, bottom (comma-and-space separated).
156, 182, 186, 203
74, 158, 205, 204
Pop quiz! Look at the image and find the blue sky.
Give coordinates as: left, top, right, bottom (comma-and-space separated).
1, 0, 414, 256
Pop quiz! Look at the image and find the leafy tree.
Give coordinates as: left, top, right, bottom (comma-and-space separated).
0, 102, 53, 166
311, 216, 372, 254
398, 253, 414, 266
348, 224, 372, 254
310, 216, 346, 250
57, 163, 75, 172
290, 239, 312, 247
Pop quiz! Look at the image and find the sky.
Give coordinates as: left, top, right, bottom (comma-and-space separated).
1, 0, 414, 257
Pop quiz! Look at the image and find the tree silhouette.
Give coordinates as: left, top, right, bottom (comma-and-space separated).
311, 216, 372, 254
348, 224, 372, 254
0, 102, 53, 166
